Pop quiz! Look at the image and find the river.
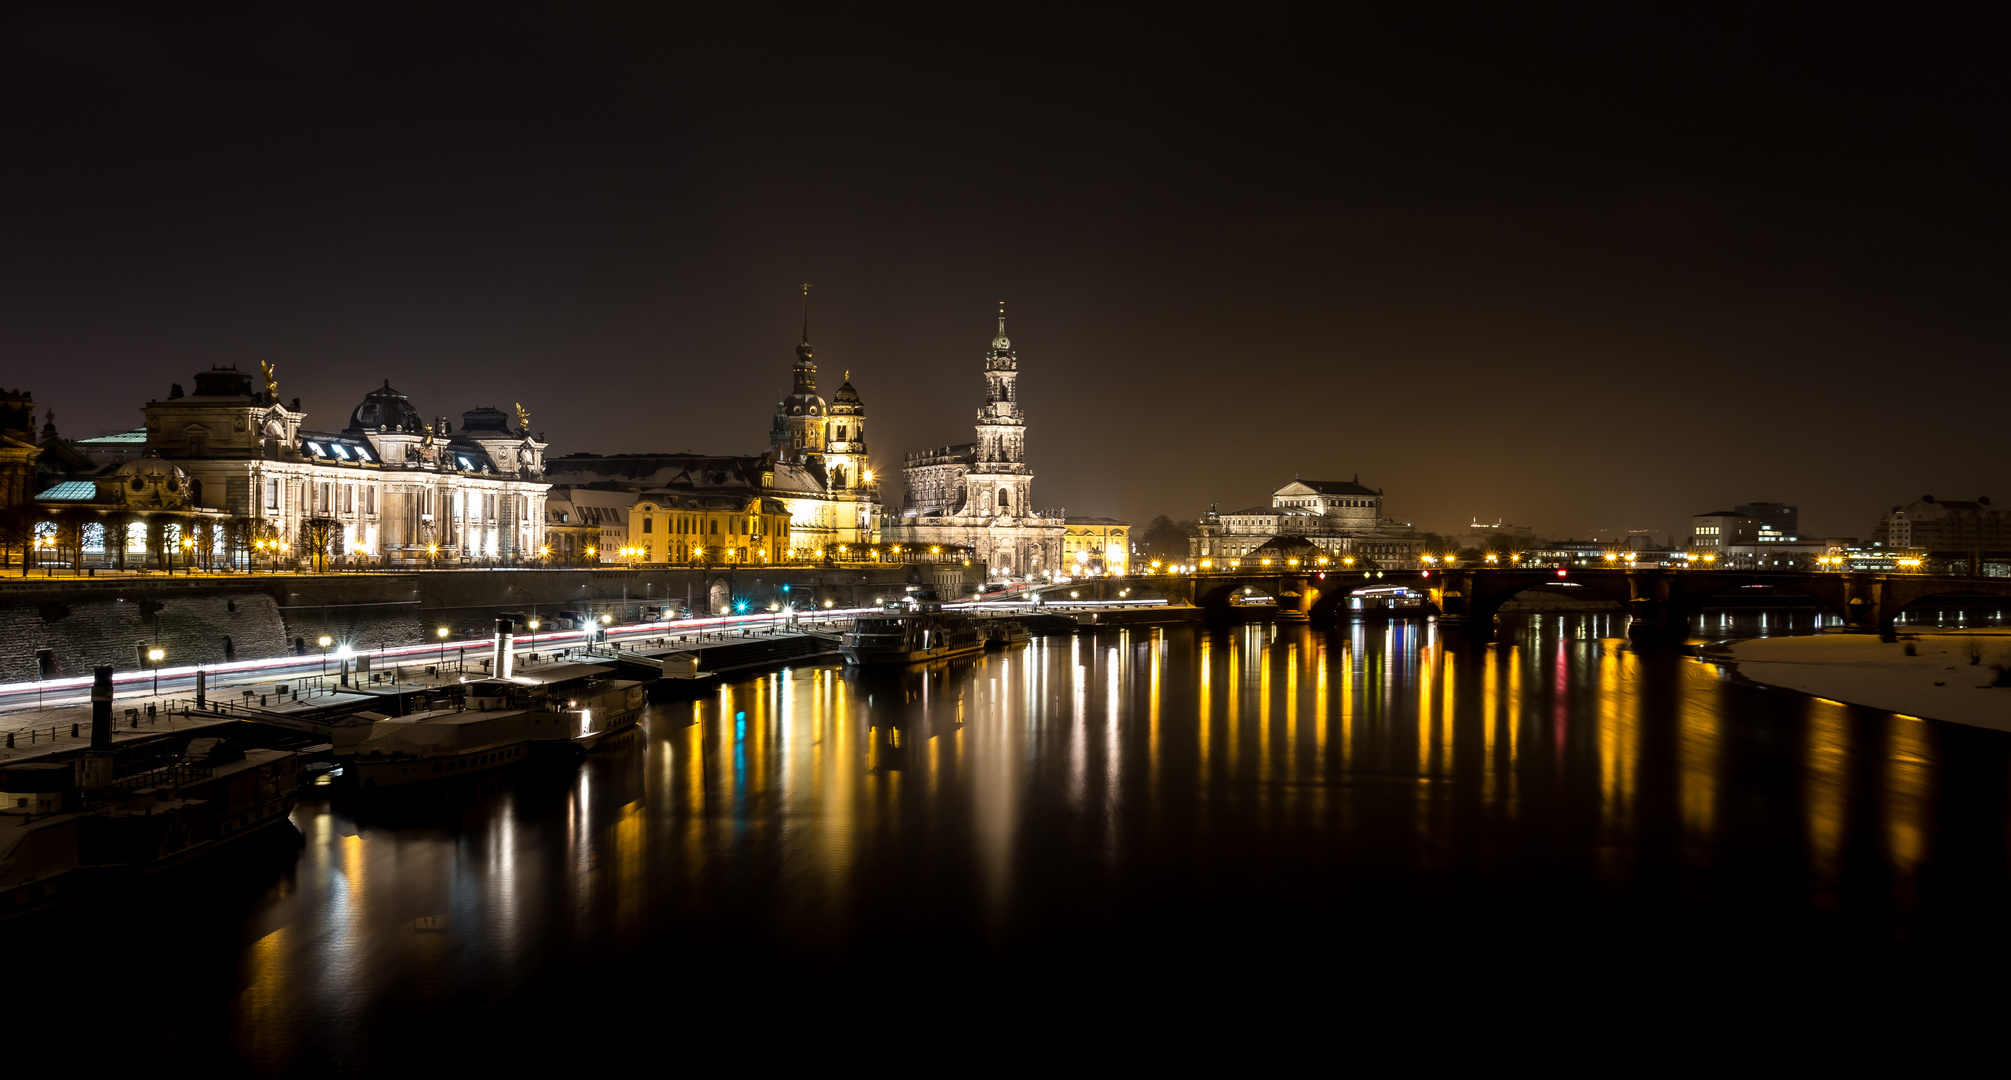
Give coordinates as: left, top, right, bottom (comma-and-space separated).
28, 612, 2011, 1069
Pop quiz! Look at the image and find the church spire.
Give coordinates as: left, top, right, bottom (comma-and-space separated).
796, 283, 813, 363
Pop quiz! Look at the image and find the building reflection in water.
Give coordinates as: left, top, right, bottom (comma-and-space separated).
217, 613, 2009, 1064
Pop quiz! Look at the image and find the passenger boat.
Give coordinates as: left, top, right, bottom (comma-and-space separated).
841, 588, 987, 666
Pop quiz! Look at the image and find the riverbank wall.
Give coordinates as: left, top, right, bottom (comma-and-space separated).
0, 566, 914, 683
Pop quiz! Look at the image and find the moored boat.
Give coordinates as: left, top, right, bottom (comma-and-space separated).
842, 588, 986, 666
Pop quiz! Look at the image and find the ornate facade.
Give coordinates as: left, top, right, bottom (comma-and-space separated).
1191, 477, 1420, 567
543, 309, 882, 562
885, 313, 1064, 578
125, 366, 550, 563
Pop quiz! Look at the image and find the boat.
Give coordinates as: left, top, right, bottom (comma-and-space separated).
350, 709, 534, 787
842, 588, 987, 666
984, 620, 1033, 647
2, 740, 303, 917
464, 662, 649, 753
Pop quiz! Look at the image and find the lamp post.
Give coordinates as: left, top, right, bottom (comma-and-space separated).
148, 647, 165, 694
318, 634, 332, 673
437, 625, 450, 665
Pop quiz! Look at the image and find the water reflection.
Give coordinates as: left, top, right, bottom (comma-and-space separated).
31, 613, 2011, 1067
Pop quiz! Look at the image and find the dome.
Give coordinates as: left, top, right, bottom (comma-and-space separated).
112, 454, 191, 505
991, 315, 1010, 352
831, 377, 862, 414
347, 380, 426, 434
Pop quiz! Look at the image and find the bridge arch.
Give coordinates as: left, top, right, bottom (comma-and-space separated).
1677, 575, 1851, 624
1196, 581, 1279, 617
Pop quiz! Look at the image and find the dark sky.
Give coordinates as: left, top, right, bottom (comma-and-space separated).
2, 3, 2001, 541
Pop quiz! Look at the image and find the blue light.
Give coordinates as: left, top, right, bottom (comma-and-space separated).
736, 601, 747, 612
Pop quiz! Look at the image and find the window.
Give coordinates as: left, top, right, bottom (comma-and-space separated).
306, 442, 325, 456
266, 478, 280, 510
330, 444, 349, 460
643, 518, 653, 533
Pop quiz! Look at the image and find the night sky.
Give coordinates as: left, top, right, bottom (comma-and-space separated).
2, 4, 2000, 542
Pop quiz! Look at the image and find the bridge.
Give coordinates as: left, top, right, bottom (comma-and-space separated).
1165, 565, 2011, 638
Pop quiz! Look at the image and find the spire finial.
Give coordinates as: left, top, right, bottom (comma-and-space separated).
800, 283, 812, 343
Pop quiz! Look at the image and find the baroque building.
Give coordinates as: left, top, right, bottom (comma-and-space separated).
1190, 477, 1420, 567
885, 312, 1065, 578
65, 366, 552, 564
542, 308, 882, 561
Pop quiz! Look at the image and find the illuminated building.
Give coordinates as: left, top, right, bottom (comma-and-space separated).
1062, 517, 1129, 575
884, 311, 1064, 578
1190, 476, 1420, 567
38, 368, 551, 566
542, 307, 882, 559
627, 493, 791, 565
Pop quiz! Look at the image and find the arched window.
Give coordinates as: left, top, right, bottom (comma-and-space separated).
998, 488, 1011, 510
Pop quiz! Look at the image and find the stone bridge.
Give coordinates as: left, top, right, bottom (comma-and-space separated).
1169, 566, 2011, 638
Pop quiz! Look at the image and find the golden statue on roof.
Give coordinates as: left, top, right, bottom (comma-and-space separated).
259, 360, 279, 402
515, 402, 530, 433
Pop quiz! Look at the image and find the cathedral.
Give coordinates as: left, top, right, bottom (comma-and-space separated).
884, 311, 1065, 579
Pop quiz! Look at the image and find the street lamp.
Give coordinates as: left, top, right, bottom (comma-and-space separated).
437, 625, 450, 665
148, 647, 165, 694
318, 634, 332, 673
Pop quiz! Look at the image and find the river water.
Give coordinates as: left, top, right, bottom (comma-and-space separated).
35, 613, 2011, 1069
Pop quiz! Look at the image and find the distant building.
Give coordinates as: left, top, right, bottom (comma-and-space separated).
1691, 502, 1801, 554
1874, 496, 2009, 554
1062, 517, 1130, 576
1459, 517, 1535, 550
883, 313, 1067, 578
1191, 477, 1420, 567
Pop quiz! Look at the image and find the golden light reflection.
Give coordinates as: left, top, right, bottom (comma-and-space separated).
1804, 698, 1849, 898
1885, 717, 1930, 913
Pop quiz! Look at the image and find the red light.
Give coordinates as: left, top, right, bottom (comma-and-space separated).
1556, 569, 1568, 578
1317, 572, 1325, 580
1421, 570, 1430, 578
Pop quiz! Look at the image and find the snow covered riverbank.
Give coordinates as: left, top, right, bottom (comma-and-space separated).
1718, 630, 2011, 732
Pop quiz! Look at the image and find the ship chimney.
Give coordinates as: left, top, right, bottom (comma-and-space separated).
78, 665, 118, 791
493, 617, 515, 680
90, 665, 113, 750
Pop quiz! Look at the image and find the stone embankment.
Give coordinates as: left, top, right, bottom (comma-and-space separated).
0, 566, 914, 683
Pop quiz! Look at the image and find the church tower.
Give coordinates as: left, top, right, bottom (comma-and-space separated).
963, 306, 1032, 517
770, 287, 828, 463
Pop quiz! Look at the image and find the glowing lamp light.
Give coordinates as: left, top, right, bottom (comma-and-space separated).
438, 627, 450, 639
1556, 569, 1569, 578
318, 635, 333, 648
147, 648, 165, 663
